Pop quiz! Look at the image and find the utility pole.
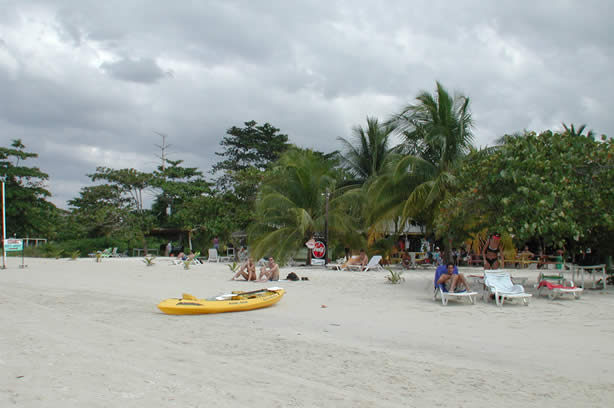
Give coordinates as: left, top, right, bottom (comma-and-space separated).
154, 131, 170, 171
1, 179, 6, 269
324, 189, 330, 265
154, 132, 171, 216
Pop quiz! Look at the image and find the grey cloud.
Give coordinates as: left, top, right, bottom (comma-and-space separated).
100, 57, 169, 84
0, 0, 612, 209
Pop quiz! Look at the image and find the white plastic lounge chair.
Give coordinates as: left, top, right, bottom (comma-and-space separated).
326, 262, 344, 271
346, 255, 383, 272
483, 271, 532, 306
433, 285, 478, 306
537, 272, 582, 300
207, 248, 219, 262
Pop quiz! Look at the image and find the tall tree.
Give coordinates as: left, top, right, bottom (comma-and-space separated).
337, 116, 394, 186
437, 130, 614, 255
68, 184, 132, 238
248, 148, 362, 264
0, 139, 56, 237
368, 82, 474, 255
212, 120, 290, 192
150, 159, 211, 226
87, 166, 155, 252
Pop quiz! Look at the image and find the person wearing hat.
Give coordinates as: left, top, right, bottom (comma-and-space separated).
433, 246, 443, 266
482, 232, 504, 269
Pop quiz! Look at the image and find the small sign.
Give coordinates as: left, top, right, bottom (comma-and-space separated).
305, 238, 316, 249
312, 241, 326, 259
4, 239, 23, 252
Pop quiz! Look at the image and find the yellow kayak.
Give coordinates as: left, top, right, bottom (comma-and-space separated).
157, 287, 285, 315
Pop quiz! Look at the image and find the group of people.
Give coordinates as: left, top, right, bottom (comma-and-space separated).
231, 257, 280, 282
435, 232, 504, 293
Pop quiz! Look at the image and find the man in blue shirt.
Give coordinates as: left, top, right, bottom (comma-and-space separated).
435, 262, 471, 293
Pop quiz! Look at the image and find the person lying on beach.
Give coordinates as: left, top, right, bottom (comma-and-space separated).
258, 257, 280, 282
435, 263, 471, 293
232, 257, 257, 281
341, 249, 368, 270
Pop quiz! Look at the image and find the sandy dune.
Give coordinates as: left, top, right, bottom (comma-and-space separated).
1, 257, 613, 407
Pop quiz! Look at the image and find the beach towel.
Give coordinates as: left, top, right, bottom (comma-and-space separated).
537, 281, 578, 290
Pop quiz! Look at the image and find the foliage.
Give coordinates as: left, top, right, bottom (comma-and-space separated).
212, 120, 290, 191
150, 159, 211, 226
248, 148, 362, 264
0, 139, 57, 238
183, 258, 193, 270
337, 116, 395, 185
142, 256, 156, 266
368, 82, 474, 253
385, 268, 405, 284
437, 130, 614, 252
227, 262, 240, 274
89, 167, 152, 211
77, 166, 156, 249
68, 184, 133, 238
70, 250, 80, 260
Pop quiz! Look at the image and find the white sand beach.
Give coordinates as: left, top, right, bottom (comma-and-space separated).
1, 257, 613, 407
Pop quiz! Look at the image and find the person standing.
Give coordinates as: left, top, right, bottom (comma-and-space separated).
213, 236, 219, 250
482, 232, 504, 270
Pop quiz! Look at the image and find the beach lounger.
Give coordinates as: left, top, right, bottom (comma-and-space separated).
207, 248, 219, 262
433, 284, 478, 305
433, 268, 478, 305
483, 271, 532, 306
346, 255, 383, 272
536, 273, 583, 300
326, 262, 344, 271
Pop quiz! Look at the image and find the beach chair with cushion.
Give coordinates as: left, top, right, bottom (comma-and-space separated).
433, 269, 478, 305
483, 271, 532, 306
536, 272, 583, 300
346, 255, 383, 272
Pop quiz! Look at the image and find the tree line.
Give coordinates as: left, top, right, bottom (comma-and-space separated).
1, 82, 612, 263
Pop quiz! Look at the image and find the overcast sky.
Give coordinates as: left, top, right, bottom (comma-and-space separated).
1, 0, 612, 209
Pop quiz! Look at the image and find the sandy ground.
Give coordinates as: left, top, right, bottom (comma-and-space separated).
1, 257, 613, 407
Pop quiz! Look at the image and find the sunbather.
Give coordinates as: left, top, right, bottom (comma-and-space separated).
232, 257, 257, 281
341, 249, 368, 270
258, 257, 280, 282
435, 263, 471, 292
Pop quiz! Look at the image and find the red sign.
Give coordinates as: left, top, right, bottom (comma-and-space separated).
312, 241, 326, 258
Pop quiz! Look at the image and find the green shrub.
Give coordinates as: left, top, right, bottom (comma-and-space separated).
142, 256, 156, 266
386, 269, 405, 284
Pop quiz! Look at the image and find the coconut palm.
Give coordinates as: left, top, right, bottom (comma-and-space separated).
248, 148, 363, 265
368, 82, 474, 255
562, 123, 595, 138
337, 117, 395, 186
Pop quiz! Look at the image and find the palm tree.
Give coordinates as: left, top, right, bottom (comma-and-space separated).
368, 82, 474, 257
562, 123, 595, 138
248, 148, 363, 265
336, 117, 395, 186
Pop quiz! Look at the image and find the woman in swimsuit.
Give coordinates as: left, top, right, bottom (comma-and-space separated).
482, 232, 504, 270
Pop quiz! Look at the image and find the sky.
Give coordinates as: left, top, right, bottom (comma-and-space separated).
1, 0, 612, 209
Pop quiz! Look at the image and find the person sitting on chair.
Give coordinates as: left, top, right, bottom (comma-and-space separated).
232, 257, 257, 281
435, 262, 471, 293
341, 249, 368, 270
258, 257, 280, 282
401, 252, 413, 269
